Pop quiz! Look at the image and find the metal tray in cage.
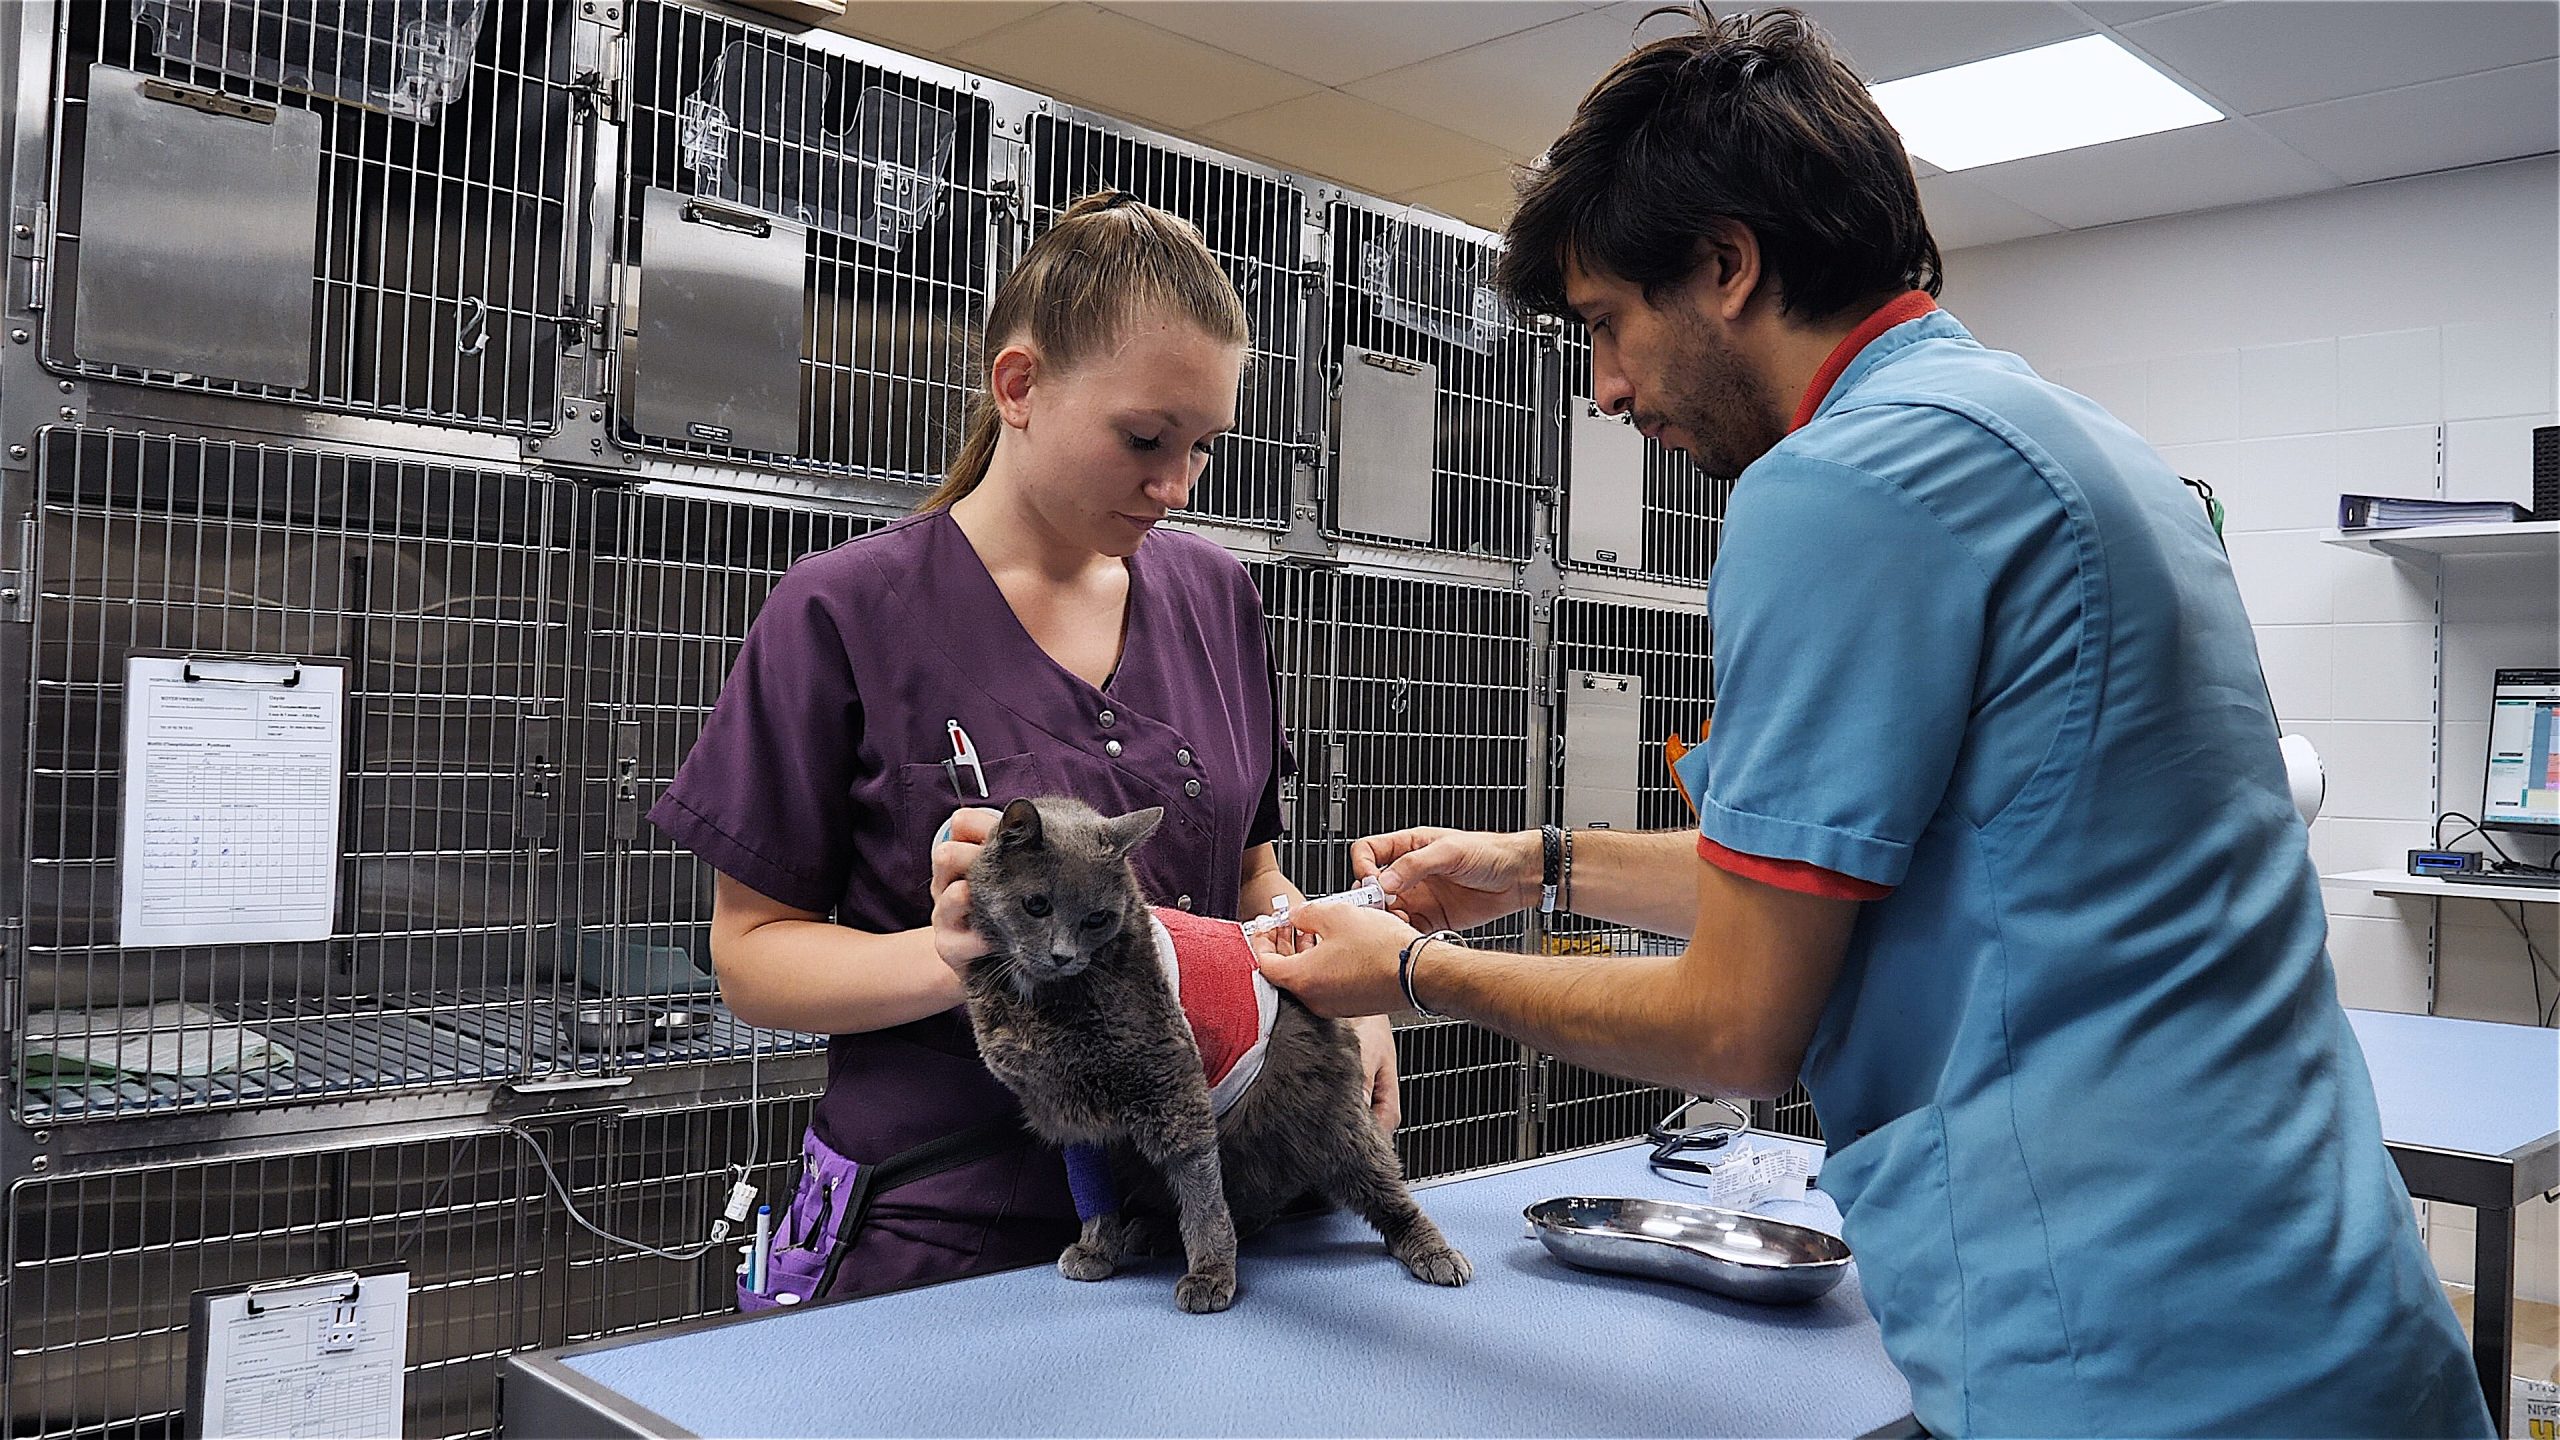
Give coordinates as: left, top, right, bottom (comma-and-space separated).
1559, 322, 1734, 587
1325, 200, 1546, 561
613, 2, 998, 482
41, 0, 579, 432
1025, 104, 1313, 528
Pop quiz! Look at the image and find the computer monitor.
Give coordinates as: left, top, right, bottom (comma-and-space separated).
2484, 668, 2560, 831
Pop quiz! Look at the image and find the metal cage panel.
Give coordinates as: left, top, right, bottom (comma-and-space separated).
559, 487, 879, 1071
14, 428, 571, 1122
614, 1, 997, 482
42, 1, 579, 431
1243, 561, 1536, 1180
1557, 325, 1733, 588
1025, 110, 1308, 529
1324, 203, 1544, 561
0, 1090, 817, 1440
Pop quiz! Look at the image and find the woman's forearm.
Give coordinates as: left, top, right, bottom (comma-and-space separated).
710, 918, 966, 1035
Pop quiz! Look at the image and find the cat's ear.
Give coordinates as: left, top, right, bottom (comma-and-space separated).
997, 798, 1046, 849
1098, 806, 1162, 858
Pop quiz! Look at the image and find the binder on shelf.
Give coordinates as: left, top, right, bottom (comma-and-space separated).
2337, 494, 2530, 530
186, 1268, 410, 1439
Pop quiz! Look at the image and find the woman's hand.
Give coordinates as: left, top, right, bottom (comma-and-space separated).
929, 807, 1003, 976
1352, 827, 1542, 932
1353, 1014, 1401, 1132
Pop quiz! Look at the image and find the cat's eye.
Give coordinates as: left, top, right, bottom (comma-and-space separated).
1081, 911, 1111, 931
1022, 895, 1051, 918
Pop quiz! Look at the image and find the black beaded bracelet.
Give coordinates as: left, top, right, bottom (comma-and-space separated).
1539, 824, 1563, 914
1398, 929, 1459, 1018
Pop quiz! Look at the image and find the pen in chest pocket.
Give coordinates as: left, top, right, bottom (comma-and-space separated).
944, 719, 988, 800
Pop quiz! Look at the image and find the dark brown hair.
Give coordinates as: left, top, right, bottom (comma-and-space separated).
920, 191, 1249, 511
1495, 6, 1941, 324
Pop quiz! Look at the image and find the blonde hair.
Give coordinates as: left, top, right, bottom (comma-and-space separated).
919, 192, 1250, 512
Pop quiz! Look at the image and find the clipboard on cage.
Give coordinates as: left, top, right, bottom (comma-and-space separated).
184, 1268, 411, 1439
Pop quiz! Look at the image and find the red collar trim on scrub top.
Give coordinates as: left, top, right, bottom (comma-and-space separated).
1788, 291, 1938, 433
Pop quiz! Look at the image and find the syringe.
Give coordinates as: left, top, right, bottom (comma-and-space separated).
1240, 877, 1390, 938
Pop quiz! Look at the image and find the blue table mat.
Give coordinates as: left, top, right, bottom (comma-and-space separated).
561, 1137, 1911, 1437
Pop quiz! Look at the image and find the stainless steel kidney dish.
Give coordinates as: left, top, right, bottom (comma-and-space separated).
1524, 1195, 1852, 1304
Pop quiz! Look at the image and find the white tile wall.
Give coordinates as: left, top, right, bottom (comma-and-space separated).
2329, 623, 2436, 723
2234, 432, 2346, 531
2255, 623, 2333, 725
2444, 412, 2558, 503
2146, 350, 2242, 445
2241, 338, 2340, 437
2323, 912, 2433, 1011
2441, 315, 2560, 421
2338, 328, 2442, 430
2323, 721, 2440, 820
2224, 531, 2335, 625
2053, 360, 2150, 435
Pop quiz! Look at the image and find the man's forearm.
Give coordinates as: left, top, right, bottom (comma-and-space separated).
1407, 942, 1786, 1099
1559, 829, 1707, 937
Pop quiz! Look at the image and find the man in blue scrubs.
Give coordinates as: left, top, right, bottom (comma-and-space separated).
1256, 10, 2488, 1435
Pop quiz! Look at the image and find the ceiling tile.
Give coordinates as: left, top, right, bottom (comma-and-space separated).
2071, 1, 2214, 22
2254, 60, 2559, 184
1793, 1, 2091, 83
1401, 167, 1526, 231
826, 2, 1058, 54
1960, 119, 2339, 228
1200, 90, 1518, 197
2118, 0, 2560, 115
1340, 5, 1687, 155
1099, 2, 1584, 86
948, 3, 1317, 130
1918, 172, 2067, 249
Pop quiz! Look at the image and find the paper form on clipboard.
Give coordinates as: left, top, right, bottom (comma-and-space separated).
187, 1269, 409, 1439
118, 655, 345, 947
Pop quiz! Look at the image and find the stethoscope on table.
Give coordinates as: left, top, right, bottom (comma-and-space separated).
1646, 1096, 1753, 1176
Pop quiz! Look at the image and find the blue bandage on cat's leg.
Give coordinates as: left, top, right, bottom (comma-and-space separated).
1063, 1142, 1119, 1221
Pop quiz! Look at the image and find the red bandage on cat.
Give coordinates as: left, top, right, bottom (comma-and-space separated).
1148, 907, 1280, 1115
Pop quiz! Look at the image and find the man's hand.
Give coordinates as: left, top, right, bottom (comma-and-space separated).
1252, 900, 1420, 1019
928, 807, 1003, 976
1353, 827, 1542, 932
1352, 1014, 1401, 1132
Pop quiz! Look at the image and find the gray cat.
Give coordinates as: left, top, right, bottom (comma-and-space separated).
960, 795, 1473, 1313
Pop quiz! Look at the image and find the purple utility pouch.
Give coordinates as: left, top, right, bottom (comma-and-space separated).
739, 1126, 861, 1313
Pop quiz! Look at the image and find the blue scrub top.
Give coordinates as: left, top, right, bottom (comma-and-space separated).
1677, 308, 2488, 1436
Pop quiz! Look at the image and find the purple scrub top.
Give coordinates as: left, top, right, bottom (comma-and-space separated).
650, 507, 1290, 1298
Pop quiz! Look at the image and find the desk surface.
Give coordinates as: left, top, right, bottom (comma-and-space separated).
524, 1138, 1912, 1438
2348, 1008, 2559, 1164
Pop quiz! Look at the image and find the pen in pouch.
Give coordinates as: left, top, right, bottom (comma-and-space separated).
750, 1204, 772, 1294
945, 720, 987, 799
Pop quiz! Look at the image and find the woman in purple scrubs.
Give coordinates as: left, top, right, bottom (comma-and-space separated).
650, 192, 1396, 1301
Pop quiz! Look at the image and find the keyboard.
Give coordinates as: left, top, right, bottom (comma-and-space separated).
2462, 869, 2560, 888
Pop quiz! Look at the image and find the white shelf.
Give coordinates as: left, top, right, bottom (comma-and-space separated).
2323, 519, 2559, 562
2323, 868, 2560, 903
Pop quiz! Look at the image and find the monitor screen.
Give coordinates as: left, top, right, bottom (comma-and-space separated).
2485, 668, 2560, 831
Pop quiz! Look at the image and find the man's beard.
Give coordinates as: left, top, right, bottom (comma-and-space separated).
1647, 306, 1782, 479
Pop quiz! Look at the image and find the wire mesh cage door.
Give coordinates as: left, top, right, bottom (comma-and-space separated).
1, 1135, 553, 1440
613, 1, 998, 482
1324, 204, 1544, 561
1534, 595, 1720, 1154
1557, 325, 1734, 588
554, 1088, 819, 1341
560, 488, 877, 1076
1332, 572, 1537, 1180
13, 428, 570, 1124
1023, 110, 1310, 529
40, 1, 580, 432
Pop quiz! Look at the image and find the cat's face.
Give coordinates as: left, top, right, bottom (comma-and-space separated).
971, 797, 1164, 986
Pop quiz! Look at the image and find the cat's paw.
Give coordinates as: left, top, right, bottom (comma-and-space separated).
1173, 1268, 1237, 1314
1057, 1242, 1118, 1282
1400, 1243, 1473, 1287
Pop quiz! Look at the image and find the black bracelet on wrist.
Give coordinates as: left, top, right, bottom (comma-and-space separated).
1398, 929, 1459, 1018
1539, 824, 1563, 914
